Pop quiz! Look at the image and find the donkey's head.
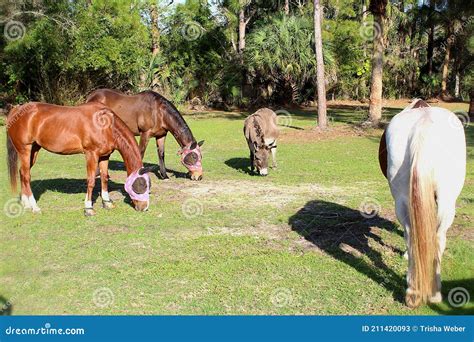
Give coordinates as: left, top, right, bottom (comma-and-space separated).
124, 166, 155, 211
179, 140, 204, 180
252, 142, 271, 176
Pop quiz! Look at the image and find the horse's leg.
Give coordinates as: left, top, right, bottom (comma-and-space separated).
250, 150, 255, 173
156, 135, 169, 180
429, 198, 456, 303
99, 156, 114, 209
394, 198, 415, 293
271, 145, 277, 169
19, 145, 40, 212
30, 143, 41, 167
138, 131, 151, 159
84, 152, 99, 216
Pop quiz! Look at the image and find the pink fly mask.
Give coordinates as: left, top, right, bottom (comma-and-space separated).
178, 141, 204, 172
124, 168, 153, 202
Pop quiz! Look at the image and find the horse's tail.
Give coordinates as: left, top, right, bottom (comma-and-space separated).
406, 119, 438, 308
6, 107, 19, 193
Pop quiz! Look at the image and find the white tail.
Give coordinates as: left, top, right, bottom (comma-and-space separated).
406, 119, 438, 308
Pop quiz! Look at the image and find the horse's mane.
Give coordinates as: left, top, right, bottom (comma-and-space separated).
140, 90, 195, 146
252, 116, 265, 145
111, 112, 143, 175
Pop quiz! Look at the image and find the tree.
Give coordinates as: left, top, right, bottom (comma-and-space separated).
284, 0, 290, 15
313, 0, 327, 129
368, 0, 388, 124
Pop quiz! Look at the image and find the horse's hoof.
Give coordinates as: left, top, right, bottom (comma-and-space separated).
32, 207, 41, 214
84, 208, 96, 217
405, 288, 421, 309
429, 292, 442, 303
102, 200, 115, 209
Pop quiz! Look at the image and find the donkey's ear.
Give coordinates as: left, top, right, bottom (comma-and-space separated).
253, 141, 258, 149
139, 165, 158, 175
190, 141, 197, 150
198, 140, 205, 147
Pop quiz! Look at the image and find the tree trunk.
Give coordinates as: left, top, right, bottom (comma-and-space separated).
469, 90, 474, 121
427, 2, 435, 76
313, 0, 327, 129
454, 73, 460, 98
238, 8, 246, 55
150, 4, 160, 90
150, 4, 160, 56
368, 12, 384, 123
284, 0, 290, 14
441, 26, 452, 100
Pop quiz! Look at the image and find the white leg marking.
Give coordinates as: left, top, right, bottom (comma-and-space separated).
28, 195, 40, 213
101, 191, 110, 202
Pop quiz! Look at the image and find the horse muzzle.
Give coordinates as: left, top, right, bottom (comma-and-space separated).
133, 200, 149, 212
190, 170, 203, 181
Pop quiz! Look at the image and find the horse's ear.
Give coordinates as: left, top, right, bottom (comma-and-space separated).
190, 141, 197, 150
198, 140, 204, 147
139, 165, 158, 175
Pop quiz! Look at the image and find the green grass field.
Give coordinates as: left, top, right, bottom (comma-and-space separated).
1, 102, 472, 315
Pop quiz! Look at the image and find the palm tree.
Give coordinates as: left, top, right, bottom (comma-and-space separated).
246, 15, 335, 105
313, 0, 327, 129
368, 0, 388, 124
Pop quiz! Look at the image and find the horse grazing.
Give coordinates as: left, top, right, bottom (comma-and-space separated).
379, 99, 466, 308
243, 108, 279, 176
6, 102, 157, 216
86, 89, 204, 181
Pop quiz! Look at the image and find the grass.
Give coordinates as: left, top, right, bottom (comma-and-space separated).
0, 102, 472, 315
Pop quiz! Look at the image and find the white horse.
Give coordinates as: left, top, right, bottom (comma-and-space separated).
379, 99, 466, 308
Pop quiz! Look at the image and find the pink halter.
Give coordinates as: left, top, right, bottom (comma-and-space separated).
124, 170, 150, 202
178, 145, 202, 172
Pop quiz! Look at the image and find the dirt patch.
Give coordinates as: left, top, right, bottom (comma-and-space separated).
170, 180, 353, 210
279, 125, 375, 144
97, 225, 132, 234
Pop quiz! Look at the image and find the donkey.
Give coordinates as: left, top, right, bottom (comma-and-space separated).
87, 89, 204, 181
243, 108, 279, 176
6, 102, 156, 215
379, 99, 466, 308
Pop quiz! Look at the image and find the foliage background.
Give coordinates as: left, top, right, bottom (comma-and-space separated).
0, 0, 472, 107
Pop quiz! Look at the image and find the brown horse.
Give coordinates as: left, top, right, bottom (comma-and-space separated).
86, 89, 204, 180
6, 102, 157, 216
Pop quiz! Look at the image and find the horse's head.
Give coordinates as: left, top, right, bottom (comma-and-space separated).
252, 142, 271, 176
124, 166, 155, 211
179, 140, 204, 180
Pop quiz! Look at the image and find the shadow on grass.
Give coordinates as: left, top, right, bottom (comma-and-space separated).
0, 296, 12, 315
107, 160, 189, 179
224, 157, 254, 175
289, 200, 406, 303
429, 278, 474, 315
30, 178, 132, 206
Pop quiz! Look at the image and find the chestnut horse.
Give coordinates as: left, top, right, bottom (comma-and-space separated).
6, 102, 157, 216
86, 89, 204, 180
379, 99, 466, 308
